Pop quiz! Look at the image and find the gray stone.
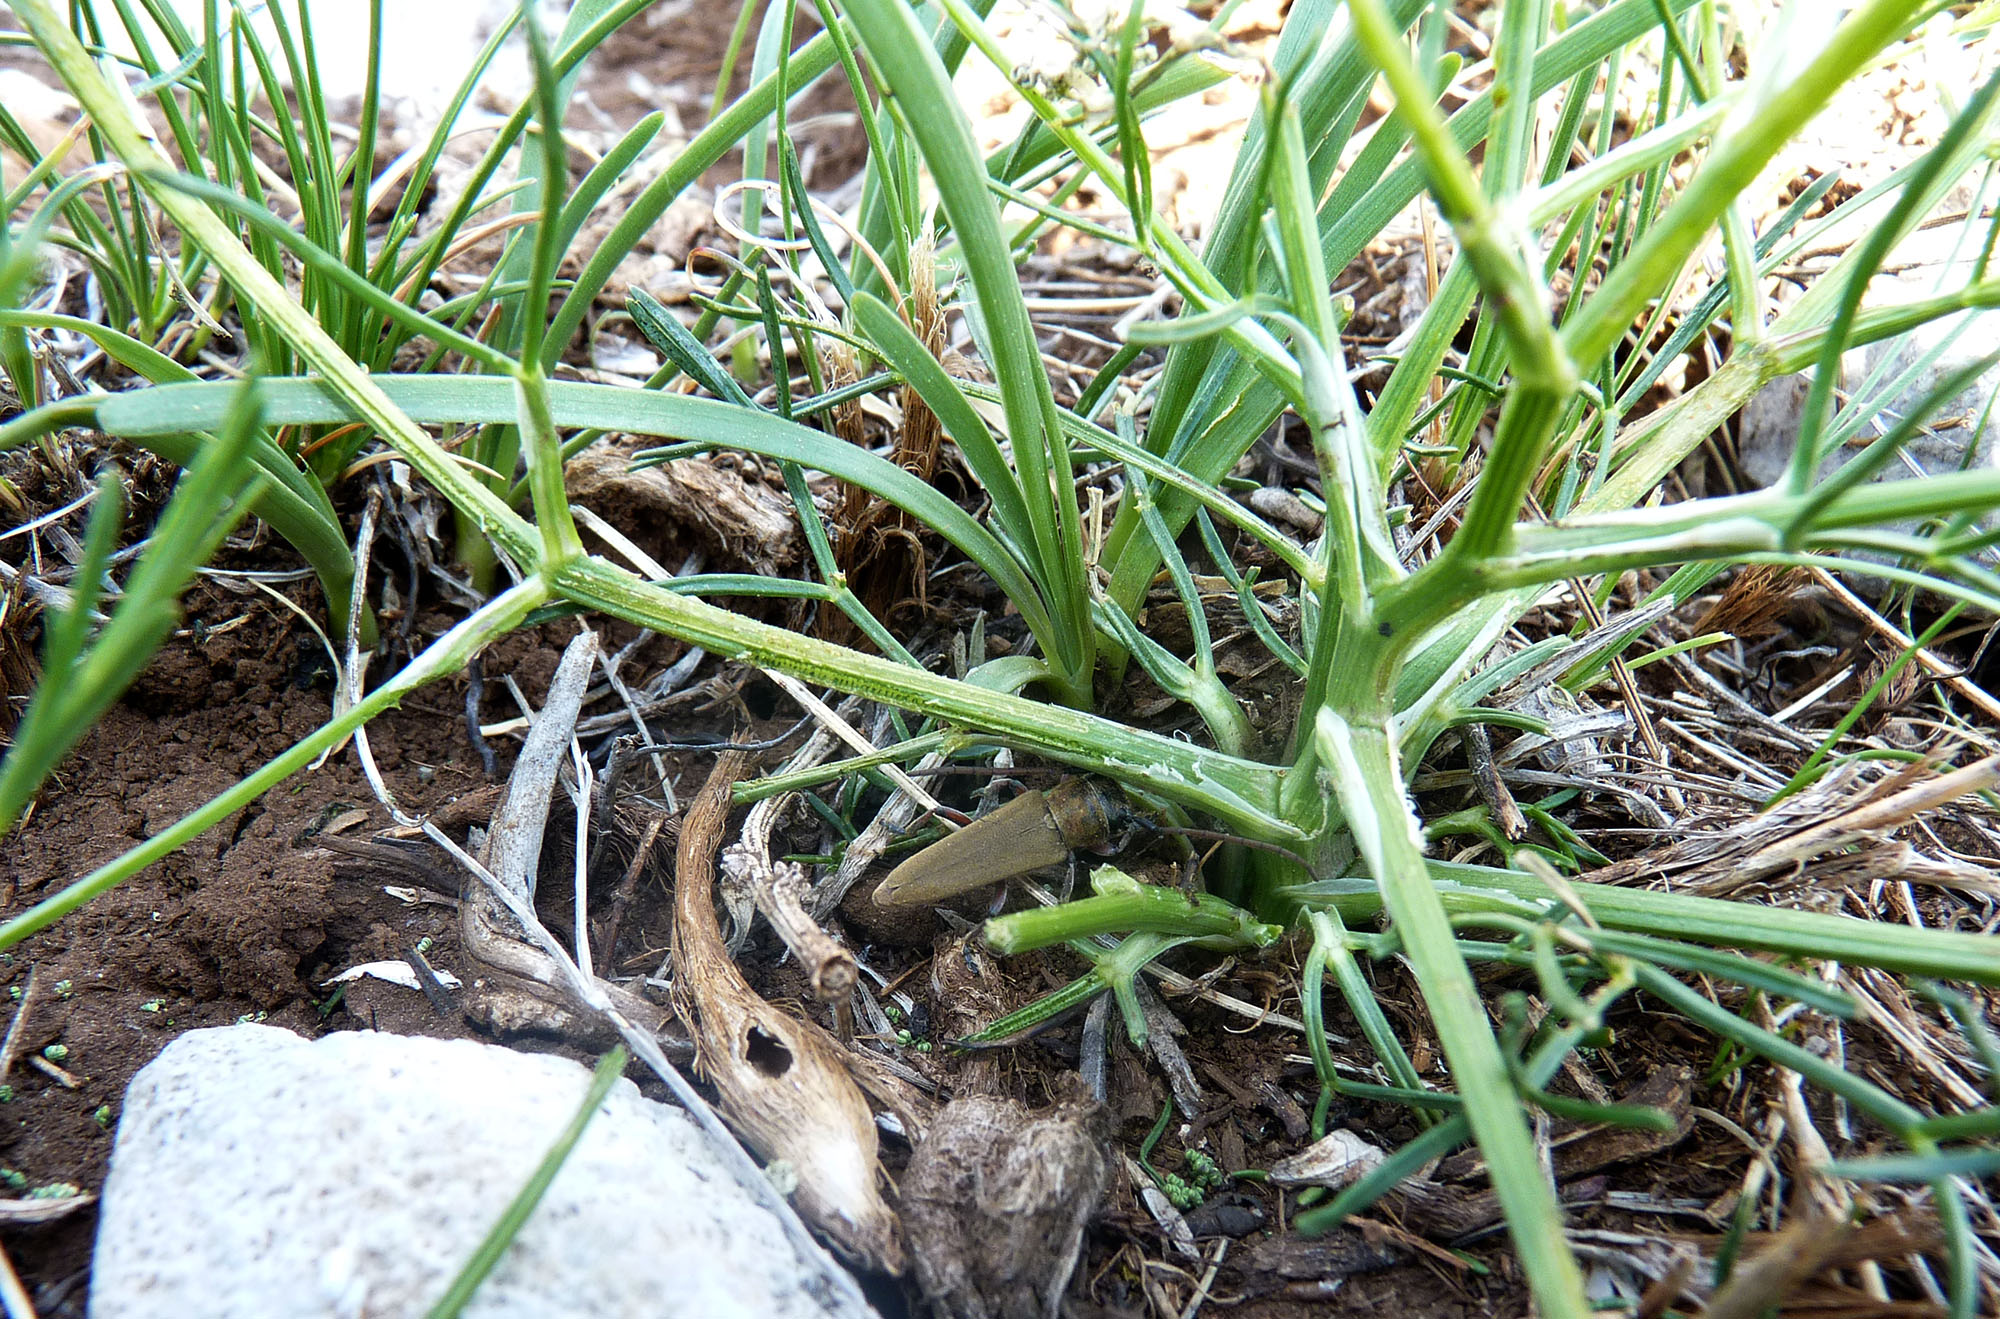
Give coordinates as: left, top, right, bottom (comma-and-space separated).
1739, 324, 2000, 492
1740, 234, 2000, 492
91, 1024, 876, 1319
1735, 233, 2000, 601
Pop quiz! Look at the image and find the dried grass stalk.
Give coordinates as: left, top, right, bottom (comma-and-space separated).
671, 751, 905, 1275
728, 848, 856, 1007
459, 630, 672, 1041
1589, 754, 2000, 899
829, 233, 948, 636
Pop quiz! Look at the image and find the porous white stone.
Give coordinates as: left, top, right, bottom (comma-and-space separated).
91, 1024, 876, 1319
1738, 330, 2000, 493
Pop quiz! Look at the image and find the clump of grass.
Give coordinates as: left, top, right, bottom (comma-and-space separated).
3, 0, 1999, 1312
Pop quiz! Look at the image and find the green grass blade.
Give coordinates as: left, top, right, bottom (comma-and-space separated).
499, 0, 626, 363
67, 372, 1065, 648
425, 1046, 630, 1319
841, 0, 1092, 700
1823, 1149, 2000, 1182
142, 171, 515, 372
0, 377, 266, 831
628, 288, 760, 410
36, 471, 125, 684
1403, 863, 2000, 987
540, 28, 846, 371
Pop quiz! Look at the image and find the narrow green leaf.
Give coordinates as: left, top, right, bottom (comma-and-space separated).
426, 1046, 631, 1319
627, 289, 760, 410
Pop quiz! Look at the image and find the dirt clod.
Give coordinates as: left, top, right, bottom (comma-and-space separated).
901, 1091, 1110, 1319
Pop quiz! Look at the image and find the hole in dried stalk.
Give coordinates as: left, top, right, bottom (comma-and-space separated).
744, 1026, 793, 1077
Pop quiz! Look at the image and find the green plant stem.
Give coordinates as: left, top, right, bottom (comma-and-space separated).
1304, 908, 1434, 1119
1314, 708, 1590, 1319
958, 963, 1119, 1044
1289, 862, 2000, 987
959, 930, 1187, 1047
1826, 1148, 2000, 1182
551, 555, 1286, 833
0, 580, 550, 951
1348, 0, 1581, 577
1348, 0, 1563, 375
1103, 0, 1708, 620
982, 869, 1283, 954
515, 368, 583, 567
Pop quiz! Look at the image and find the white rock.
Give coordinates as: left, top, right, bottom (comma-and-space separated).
1736, 230, 2000, 599
1739, 333, 2000, 494
91, 1024, 876, 1319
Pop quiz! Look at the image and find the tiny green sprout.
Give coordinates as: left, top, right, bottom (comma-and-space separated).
415, 936, 434, 956
92, 1105, 111, 1129
51, 980, 72, 999
40, 1044, 67, 1063
0, 1086, 13, 1104
1184, 1149, 1226, 1195
235, 1011, 266, 1025
27, 1182, 80, 1200
0, 1169, 26, 1190
7, 987, 20, 1002
884, 1004, 905, 1024
915, 1041, 932, 1053
1157, 1172, 1201, 1211
139, 999, 164, 1013
894, 1029, 915, 1048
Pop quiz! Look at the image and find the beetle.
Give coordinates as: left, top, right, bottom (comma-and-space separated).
870, 778, 1140, 908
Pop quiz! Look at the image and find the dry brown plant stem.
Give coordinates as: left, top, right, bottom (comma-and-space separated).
671, 752, 905, 1274
0, 966, 40, 1085
1812, 566, 2000, 732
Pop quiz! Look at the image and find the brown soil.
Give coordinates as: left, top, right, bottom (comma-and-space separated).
0, 582, 491, 1313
